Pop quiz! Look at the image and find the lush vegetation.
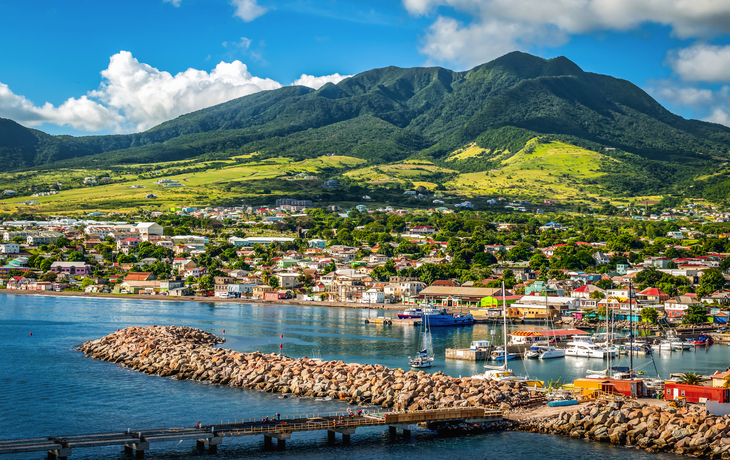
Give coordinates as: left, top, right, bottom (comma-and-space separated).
3, 51, 730, 204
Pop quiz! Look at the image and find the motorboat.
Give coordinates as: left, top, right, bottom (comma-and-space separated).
525, 343, 565, 359
489, 347, 517, 362
398, 307, 423, 319
421, 306, 474, 326
537, 345, 565, 359
474, 368, 543, 387
409, 350, 434, 368
689, 334, 714, 346
565, 336, 616, 358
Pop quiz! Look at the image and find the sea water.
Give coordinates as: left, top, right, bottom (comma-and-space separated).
0, 294, 695, 459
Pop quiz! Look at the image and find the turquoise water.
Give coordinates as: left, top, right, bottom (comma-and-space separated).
0, 294, 699, 459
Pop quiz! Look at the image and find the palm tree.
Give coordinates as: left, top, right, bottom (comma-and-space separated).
677, 372, 702, 385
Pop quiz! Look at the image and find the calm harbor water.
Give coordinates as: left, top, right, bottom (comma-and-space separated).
0, 293, 710, 459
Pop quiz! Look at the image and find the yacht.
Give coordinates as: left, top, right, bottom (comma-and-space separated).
525, 343, 565, 359
421, 306, 474, 326
565, 336, 616, 358
397, 307, 423, 319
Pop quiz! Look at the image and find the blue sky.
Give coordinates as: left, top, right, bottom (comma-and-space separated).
1, 0, 730, 135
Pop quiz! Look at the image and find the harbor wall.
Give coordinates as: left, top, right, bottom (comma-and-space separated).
78, 325, 538, 412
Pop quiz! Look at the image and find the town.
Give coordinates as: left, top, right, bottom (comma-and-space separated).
1, 198, 729, 330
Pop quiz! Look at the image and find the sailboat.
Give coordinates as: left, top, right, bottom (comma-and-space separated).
471, 282, 543, 387
409, 313, 434, 368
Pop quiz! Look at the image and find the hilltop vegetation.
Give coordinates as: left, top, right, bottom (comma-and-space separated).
2, 51, 730, 209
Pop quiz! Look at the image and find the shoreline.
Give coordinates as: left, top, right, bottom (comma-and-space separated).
0, 289, 403, 310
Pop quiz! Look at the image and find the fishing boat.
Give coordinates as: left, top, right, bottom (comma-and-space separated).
397, 307, 423, 319
409, 314, 434, 368
420, 306, 474, 326
689, 334, 714, 346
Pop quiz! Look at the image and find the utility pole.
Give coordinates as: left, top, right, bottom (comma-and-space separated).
629, 280, 634, 382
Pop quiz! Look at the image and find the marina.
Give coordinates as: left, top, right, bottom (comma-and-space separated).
1, 293, 727, 460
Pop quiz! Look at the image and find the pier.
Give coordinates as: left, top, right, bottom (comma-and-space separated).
0, 408, 503, 459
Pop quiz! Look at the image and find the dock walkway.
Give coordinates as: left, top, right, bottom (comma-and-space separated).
0, 408, 503, 459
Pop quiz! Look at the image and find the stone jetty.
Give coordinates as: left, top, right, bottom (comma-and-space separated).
517, 400, 730, 458
78, 326, 535, 411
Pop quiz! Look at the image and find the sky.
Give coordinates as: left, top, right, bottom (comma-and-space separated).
1, 0, 730, 136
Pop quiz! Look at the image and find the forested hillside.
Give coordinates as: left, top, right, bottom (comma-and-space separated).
2, 51, 730, 198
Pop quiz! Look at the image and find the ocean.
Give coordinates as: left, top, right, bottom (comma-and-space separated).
0, 293, 698, 459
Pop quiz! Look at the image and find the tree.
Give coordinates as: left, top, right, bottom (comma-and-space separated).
40, 257, 54, 272
590, 290, 605, 300
268, 276, 280, 289
41, 271, 57, 282
641, 307, 659, 324
697, 269, 726, 298
529, 253, 549, 272
683, 304, 709, 324
198, 274, 214, 291
596, 279, 615, 291
677, 372, 702, 385
67, 251, 86, 262
80, 277, 95, 288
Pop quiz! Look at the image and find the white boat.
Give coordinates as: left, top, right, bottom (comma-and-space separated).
537, 345, 565, 359
409, 312, 434, 368
525, 343, 565, 359
488, 347, 517, 362
565, 336, 616, 358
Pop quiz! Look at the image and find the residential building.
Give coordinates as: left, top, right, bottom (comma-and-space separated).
50, 261, 90, 276
0, 243, 20, 254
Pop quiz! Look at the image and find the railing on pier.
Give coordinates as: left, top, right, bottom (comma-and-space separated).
0, 407, 504, 459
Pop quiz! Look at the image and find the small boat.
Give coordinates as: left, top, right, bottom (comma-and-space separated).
409, 312, 434, 368
409, 350, 434, 368
398, 307, 423, 319
524, 346, 540, 359
689, 334, 714, 346
489, 347, 517, 362
421, 306, 474, 326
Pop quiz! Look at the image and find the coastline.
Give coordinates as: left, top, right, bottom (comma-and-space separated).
0, 289, 401, 310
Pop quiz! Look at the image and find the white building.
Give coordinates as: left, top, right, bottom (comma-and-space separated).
362, 288, 385, 304
0, 243, 20, 254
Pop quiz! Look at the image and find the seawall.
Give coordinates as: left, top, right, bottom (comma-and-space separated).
78, 325, 536, 411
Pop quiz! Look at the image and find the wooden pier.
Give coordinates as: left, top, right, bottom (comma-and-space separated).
364, 317, 421, 326
0, 408, 502, 459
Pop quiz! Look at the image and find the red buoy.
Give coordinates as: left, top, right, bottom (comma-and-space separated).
29, 332, 32, 336
223, 329, 225, 334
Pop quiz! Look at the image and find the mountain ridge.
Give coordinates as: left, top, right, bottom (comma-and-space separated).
2, 51, 730, 175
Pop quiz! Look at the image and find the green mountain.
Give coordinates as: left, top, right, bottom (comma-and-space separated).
2, 51, 730, 183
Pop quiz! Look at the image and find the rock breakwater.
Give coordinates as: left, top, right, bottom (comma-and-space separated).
517, 400, 730, 458
78, 326, 535, 411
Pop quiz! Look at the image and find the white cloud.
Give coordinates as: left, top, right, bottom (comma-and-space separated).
646, 81, 730, 127
667, 44, 730, 83
419, 15, 566, 68
0, 83, 121, 131
707, 107, 730, 126
163, 0, 182, 7
89, 51, 282, 132
292, 73, 352, 89
402, 0, 730, 68
0, 51, 282, 133
231, 0, 267, 22
0, 51, 356, 133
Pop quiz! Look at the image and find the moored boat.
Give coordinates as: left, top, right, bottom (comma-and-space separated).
421, 306, 474, 326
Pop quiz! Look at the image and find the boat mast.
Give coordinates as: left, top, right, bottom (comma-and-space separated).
502, 280, 508, 370
629, 280, 633, 378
